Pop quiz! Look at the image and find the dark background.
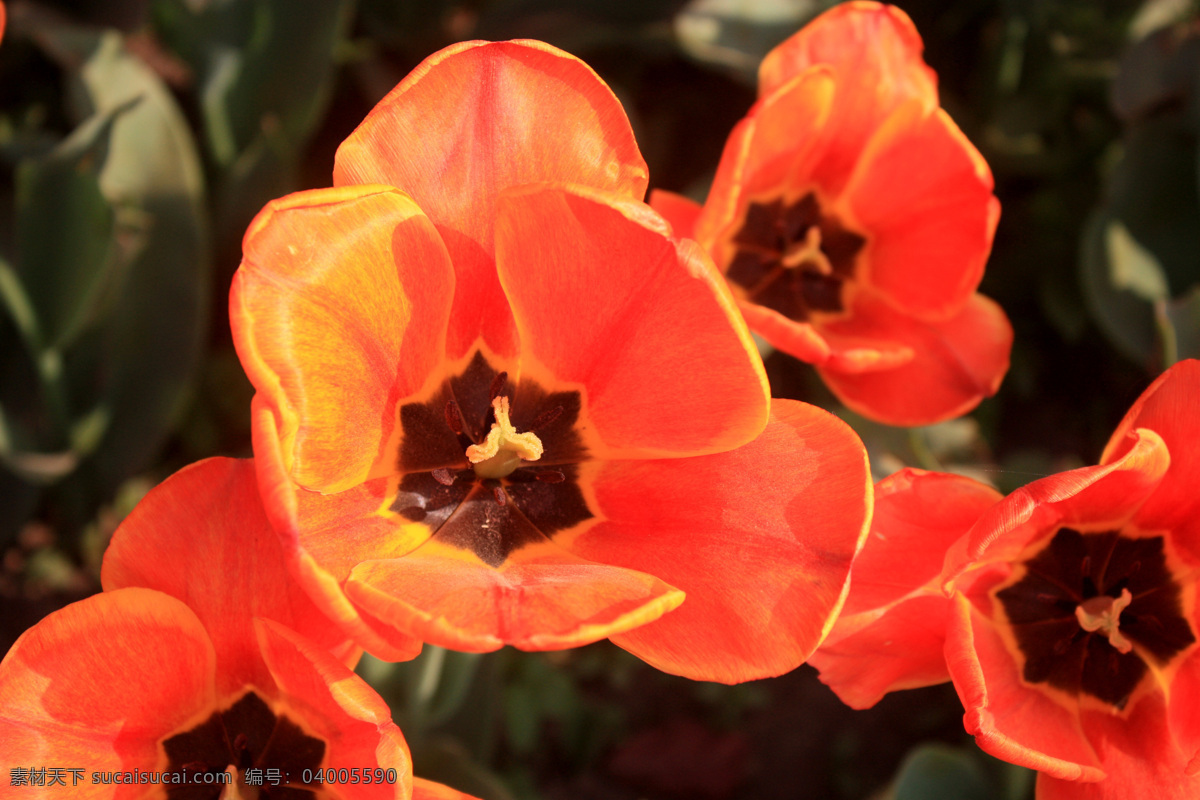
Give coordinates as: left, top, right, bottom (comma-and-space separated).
2, 1, 1197, 797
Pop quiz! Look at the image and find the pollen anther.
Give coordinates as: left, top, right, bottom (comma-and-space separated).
1075, 588, 1134, 654
780, 225, 832, 275
466, 396, 544, 479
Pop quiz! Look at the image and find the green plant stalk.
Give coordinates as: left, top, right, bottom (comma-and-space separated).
908, 427, 944, 472
1155, 299, 1179, 369
408, 644, 447, 734
0, 259, 72, 445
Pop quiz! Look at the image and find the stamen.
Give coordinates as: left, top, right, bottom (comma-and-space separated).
536, 470, 566, 483
531, 405, 564, 431
1075, 588, 1134, 654
489, 371, 509, 401
431, 468, 455, 486
444, 400, 464, 435
466, 396, 544, 480
233, 733, 248, 753
780, 226, 833, 275
1080, 556, 1091, 576
493, 486, 507, 506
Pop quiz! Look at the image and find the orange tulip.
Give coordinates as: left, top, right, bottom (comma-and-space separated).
941, 360, 1200, 799
804, 361, 1200, 798
652, 2, 1011, 426
230, 41, 873, 683
808, 468, 1001, 708
0, 458, 475, 800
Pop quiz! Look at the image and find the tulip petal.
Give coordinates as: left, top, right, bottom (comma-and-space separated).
256, 620, 412, 799
648, 188, 703, 240
696, 68, 836, 257
945, 594, 1105, 781
333, 40, 648, 359
101, 458, 358, 696
817, 292, 1012, 426
344, 537, 684, 652
736, 300, 835, 364
809, 470, 1002, 707
841, 103, 998, 317
843, 469, 1002, 616
1171, 646, 1200, 778
232, 185, 455, 494
0, 588, 215, 769
572, 399, 871, 683
1102, 360, 1200, 564
1037, 692, 1200, 800
759, 2, 937, 197
252, 396, 425, 663
759, 2, 936, 115
810, 595, 952, 709
495, 183, 769, 460
942, 428, 1171, 586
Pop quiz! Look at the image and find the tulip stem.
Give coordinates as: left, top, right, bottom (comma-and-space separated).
908, 428, 943, 472
1154, 299, 1179, 369
409, 645, 447, 730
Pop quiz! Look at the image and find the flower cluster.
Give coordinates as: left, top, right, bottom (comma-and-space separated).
811, 359, 1200, 799
1, 3, 1190, 799
654, 2, 1011, 426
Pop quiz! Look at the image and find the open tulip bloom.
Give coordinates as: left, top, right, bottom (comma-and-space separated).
0, 458, 475, 800
807, 360, 1200, 800
230, 39, 872, 683
653, 1, 1012, 426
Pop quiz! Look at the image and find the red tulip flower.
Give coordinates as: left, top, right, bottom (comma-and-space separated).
940, 359, 1200, 799
805, 362, 1200, 797
0, 458, 475, 800
230, 41, 873, 683
808, 468, 1001, 708
652, 2, 1011, 426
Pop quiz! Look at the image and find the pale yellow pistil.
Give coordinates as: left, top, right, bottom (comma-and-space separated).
1075, 588, 1135, 654
780, 225, 832, 275
466, 396, 544, 479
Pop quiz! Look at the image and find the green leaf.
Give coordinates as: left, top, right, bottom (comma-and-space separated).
1128, 0, 1197, 42
1107, 117, 1200, 295
154, 0, 354, 164
503, 681, 540, 755
1112, 18, 1198, 120
1080, 209, 1158, 363
422, 649, 483, 729
1163, 284, 1200, 361
892, 744, 995, 800
68, 32, 210, 493
675, 0, 835, 79
1106, 220, 1170, 302
411, 737, 519, 800
13, 99, 147, 353
0, 467, 41, 549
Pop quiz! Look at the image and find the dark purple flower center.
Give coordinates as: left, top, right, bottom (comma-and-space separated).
726, 192, 866, 321
162, 690, 324, 799
391, 351, 592, 567
995, 527, 1195, 709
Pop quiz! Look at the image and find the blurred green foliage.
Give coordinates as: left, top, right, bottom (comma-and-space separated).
1, 1, 1197, 798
